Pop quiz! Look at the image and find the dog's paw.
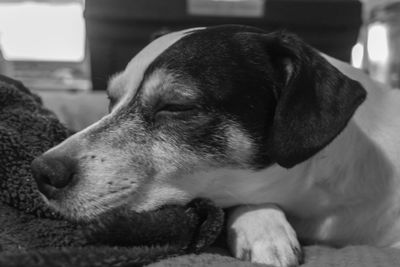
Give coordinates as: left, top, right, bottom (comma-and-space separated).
227, 204, 302, 267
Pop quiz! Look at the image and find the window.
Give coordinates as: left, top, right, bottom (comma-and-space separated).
0, 0, 90, 90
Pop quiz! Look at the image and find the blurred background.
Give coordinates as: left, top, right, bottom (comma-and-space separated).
0, 0, 398, 130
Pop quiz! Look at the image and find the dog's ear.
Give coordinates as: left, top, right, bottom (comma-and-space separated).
247, 32, 367, 168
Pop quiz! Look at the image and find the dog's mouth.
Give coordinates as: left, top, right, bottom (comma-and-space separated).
41, 187, 138, 223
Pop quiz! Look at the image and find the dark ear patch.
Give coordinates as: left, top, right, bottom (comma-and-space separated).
257, 32, 366, 168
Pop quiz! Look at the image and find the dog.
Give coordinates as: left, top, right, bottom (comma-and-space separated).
31, 25, 400, 267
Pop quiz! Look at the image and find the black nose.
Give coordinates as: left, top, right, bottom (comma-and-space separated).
31, 155, 76, 199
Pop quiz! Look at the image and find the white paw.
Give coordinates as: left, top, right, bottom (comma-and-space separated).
228, 204, 302, 267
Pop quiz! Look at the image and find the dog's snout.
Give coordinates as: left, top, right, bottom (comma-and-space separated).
31, 155, 76, 199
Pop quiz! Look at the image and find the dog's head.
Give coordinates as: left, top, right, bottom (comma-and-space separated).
31, 25, 366, 220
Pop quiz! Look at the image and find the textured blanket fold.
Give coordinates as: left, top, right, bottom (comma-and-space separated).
0, 75, 69, 217
0, 75, 224, 266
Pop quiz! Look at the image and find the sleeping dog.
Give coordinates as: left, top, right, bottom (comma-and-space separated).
31, 25, 400, 266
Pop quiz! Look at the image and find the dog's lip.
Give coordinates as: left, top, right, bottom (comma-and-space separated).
37, 191, 50, 204
36, 183, 61, 201
53, 190, 136, 223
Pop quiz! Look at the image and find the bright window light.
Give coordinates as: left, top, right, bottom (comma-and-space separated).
367, 23, 389, 64
351, 42, 364, 69
0, 2, 85, 62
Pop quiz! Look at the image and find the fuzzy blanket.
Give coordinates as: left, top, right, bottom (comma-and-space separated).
1, 74, 400, 267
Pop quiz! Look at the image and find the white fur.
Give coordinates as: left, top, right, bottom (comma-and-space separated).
228, 204, 301, 266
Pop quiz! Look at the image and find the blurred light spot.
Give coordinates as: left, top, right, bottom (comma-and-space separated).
0, 2, 85, 62
351, 42, 364, 69
367, 23, 389, 64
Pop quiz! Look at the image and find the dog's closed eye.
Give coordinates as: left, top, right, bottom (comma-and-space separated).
157, 103, 197, 113
155, 103, 199, 121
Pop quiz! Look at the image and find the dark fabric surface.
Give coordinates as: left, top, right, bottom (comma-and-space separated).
0, 75, 224, 266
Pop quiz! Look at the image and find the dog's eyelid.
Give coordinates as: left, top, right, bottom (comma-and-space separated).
157, 103, 198, 113
154, 103, 200, 122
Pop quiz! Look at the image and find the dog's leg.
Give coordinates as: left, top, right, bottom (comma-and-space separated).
227, 204, 302, 267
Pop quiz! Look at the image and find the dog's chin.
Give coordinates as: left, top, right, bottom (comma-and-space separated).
47, 200, 180, 224
45, 201, 105, 223
38, 185, 194, 222
42, 196, 169, 223
39, 195, 125, 223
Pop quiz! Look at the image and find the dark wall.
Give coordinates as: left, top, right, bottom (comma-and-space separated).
85, 0, 362, 90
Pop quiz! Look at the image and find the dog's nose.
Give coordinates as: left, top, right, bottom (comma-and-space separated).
31, 155, 76, 199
